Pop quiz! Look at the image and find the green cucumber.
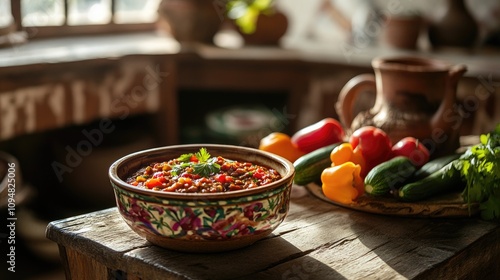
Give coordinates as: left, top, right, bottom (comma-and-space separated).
293, 142, 343, 186
411, 152, 462, 181
364, 156, 417, 196
398, 160, 463, 202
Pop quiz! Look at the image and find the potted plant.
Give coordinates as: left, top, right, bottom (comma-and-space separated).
225, 0, 288, 45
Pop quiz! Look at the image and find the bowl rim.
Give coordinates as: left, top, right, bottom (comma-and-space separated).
109, 143, 295, 200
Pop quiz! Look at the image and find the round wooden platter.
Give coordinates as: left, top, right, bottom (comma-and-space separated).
305, 183, 479, 218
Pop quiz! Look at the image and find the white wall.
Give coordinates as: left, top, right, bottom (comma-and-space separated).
277, 0, 499, 45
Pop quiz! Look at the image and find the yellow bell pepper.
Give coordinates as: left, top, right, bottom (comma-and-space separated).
259, 132, 305, 162
321, 162, 364, 204
330, 143, 367, 177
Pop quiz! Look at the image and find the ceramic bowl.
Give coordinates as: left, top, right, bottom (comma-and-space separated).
108, 144, 295, 253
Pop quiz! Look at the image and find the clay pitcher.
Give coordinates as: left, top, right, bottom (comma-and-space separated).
336, 56, 467, 157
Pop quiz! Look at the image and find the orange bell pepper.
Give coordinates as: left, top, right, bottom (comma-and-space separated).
258, 132, 305, 162
330, 143, 367, 177
321, 162, 364, 204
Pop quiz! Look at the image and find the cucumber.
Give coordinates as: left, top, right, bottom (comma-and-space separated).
398, 160, 463, 202
293, 142, 343, 186
411, 153, 462, 181
364, 156, 417, 196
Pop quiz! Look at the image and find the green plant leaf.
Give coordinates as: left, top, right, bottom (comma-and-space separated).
459, 123, 500, 220
480, 194, 500, 220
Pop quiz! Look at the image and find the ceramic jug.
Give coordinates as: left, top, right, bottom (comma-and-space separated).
336, 56, 467, 157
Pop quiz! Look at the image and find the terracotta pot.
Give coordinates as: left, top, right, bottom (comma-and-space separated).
336, 56, 467, 158
157, 0, 222, 44
383, 15, 423, 50
237, 9, 288, 45
427, 0, 479, 49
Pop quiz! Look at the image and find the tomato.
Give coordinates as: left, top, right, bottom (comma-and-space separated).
145, 178, 163, 189
391, 137, 430, 167
291, 118, 345, 153
215, 174, 226, 183
349, 126, 392, 172
190, 155, 199, 162
253, 170, 265, 179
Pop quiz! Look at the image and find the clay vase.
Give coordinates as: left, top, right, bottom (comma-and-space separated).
157, 0, 222, 44
335, 56, 467, 158
427, 0, 479, 49
237, 9, 288, 45
383, 15, 423, 50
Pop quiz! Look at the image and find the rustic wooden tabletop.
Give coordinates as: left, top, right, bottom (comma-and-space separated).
46, 185, 500, 280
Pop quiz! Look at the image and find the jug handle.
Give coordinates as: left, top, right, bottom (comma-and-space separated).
335, 74, 376, 129
431, 64, 467, 130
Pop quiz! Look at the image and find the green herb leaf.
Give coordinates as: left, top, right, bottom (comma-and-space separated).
458, 123, 500, 221
193, 158, 221, 178
171, 162, 190, 176
480, 193, 500, 220
174, 148, 220, 177
178, 153, 194, 163
195, 147, 211, 163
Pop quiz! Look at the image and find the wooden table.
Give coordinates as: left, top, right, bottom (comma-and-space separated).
46, 186, 500, 280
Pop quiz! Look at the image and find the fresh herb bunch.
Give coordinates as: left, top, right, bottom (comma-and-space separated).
454, 123, 500, 220
174, 148, 221, 178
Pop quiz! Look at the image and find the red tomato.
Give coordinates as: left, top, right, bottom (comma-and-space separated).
391, 137, 430, 167
189, 155, 198, 162
349, 126, 393, 171
291, 118, 345, 153
215, 174, 226, 183
145, 178, 163, 189
253, 168, 266, 179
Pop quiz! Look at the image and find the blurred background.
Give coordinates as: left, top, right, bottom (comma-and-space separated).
1, 0, 499, 279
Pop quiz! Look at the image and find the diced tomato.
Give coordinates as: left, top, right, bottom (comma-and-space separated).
253, 171, 265, 179
215, 174, 226, 183
190, 155, 198, 162
145, 178, 162, 189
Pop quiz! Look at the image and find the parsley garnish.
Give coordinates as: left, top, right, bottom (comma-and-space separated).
454, 123, 500, 221
174, 148, 220, 177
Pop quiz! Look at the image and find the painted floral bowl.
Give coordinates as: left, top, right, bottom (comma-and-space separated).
108, 144, 295, 253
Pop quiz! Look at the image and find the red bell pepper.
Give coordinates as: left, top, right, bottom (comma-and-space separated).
291, 118, 345, 153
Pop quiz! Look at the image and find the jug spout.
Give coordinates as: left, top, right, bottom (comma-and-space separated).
449, 64, 468, 86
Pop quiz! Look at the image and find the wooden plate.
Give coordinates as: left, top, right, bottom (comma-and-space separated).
305, 183, 479, 218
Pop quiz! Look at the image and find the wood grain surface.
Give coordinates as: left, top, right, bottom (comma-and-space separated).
46, 186, 500, 280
